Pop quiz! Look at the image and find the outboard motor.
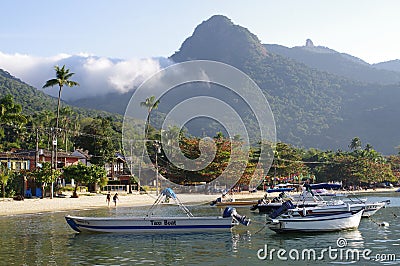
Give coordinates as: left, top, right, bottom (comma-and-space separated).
223, 207, 234, 218
271, 196, 280, 203
250, 202, 259, 211
269, 200, 295, 219
210, 197, 222, 206
223, 207, 251, 226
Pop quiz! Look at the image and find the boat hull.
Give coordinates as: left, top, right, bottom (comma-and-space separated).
214, 200, 258, 207
255, 201, 385, 218
268, 210, 363, 233
65, 215, 236, 233
295, 202, 385, 218
266, 188, 295, 193
361, 202, 386, 217
253, 202, 319, 213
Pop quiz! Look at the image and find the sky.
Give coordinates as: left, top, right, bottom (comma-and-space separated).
1, 0, 400, 99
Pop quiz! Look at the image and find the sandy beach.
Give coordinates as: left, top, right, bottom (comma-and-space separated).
0, 188, 397, 216
0, 191, 265, 216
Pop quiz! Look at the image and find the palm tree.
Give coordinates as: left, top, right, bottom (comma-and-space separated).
364, 143, 373, 152
349, 137, 362, 151
139, 96, 160, 191
162, 125, 182, 158
140, 96, 160, 137
60, 106, 74, 152
43, 65, 79, 136
43, 65, 79, 198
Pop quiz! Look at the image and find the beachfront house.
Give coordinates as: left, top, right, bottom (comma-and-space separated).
71, 149, 91, 166
0, 151, 31, 171
0, 149, 82, 197
102, 152, 138, 192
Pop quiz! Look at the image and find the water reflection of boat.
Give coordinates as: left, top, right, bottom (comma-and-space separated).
65, 188, 251, 233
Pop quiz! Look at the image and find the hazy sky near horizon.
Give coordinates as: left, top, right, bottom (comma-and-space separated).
1, 0, 400, 64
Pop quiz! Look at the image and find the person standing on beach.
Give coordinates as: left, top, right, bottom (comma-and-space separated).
106, 192, 111, 206
113, 193, 119, 207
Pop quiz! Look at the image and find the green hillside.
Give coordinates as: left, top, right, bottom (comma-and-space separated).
170, 15, 400, 153
265, 42, 400, 84
4, 15, 400, 154
169, 16, 347, 145
0, 68, 120, 120
0, 69, 59, 114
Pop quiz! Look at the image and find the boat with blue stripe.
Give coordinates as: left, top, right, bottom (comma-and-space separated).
65, 188, 250, 233
65, 215, 236, 233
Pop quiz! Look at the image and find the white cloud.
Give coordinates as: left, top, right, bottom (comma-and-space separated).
0, 51, 168, 101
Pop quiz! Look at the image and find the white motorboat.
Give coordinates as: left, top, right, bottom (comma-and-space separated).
268, 209, 363, 233
251, 183, 342, 213
270, 183, 389, 218
282, 200, 387, 218
65, 188, 250, 233
267, 201, 363, 233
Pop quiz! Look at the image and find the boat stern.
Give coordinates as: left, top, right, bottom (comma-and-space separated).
268, 219, 283, 232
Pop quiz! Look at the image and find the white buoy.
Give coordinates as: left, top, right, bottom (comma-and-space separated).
379, 222, 389, 227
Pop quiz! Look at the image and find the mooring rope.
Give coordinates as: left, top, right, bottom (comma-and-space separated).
250, 219, 272, 234
368, 216, 389, 227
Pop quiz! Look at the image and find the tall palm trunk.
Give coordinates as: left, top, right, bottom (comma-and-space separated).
138, 112, 151, 191
43, 65, 79, 198
51, 85, 62, 199
56, 85, 62, 131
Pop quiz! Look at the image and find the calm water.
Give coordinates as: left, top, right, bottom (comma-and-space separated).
0, 193, 399, 265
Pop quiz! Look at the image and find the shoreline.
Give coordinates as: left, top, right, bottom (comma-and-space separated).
0, 188, 397, 217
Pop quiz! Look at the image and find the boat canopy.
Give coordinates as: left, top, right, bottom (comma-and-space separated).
308, 183, 341, 190
161, 188, 177, 199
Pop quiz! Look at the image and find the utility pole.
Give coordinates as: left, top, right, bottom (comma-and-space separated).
35, 128, 39, 169
51, 127, 57, 199
154, 141, 161, 196
129, 140, 133, 193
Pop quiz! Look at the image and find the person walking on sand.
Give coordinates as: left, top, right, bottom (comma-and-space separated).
106, 192, 111, 206
113, 193, 119, 207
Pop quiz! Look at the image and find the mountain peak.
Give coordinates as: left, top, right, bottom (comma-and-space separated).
170, 15, 268, 67
205, 14, 233, 24
305, 39, 315, 47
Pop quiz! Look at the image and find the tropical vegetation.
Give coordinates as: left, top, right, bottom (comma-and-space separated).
1, 24, 400, 199
1, 85, 400, 198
